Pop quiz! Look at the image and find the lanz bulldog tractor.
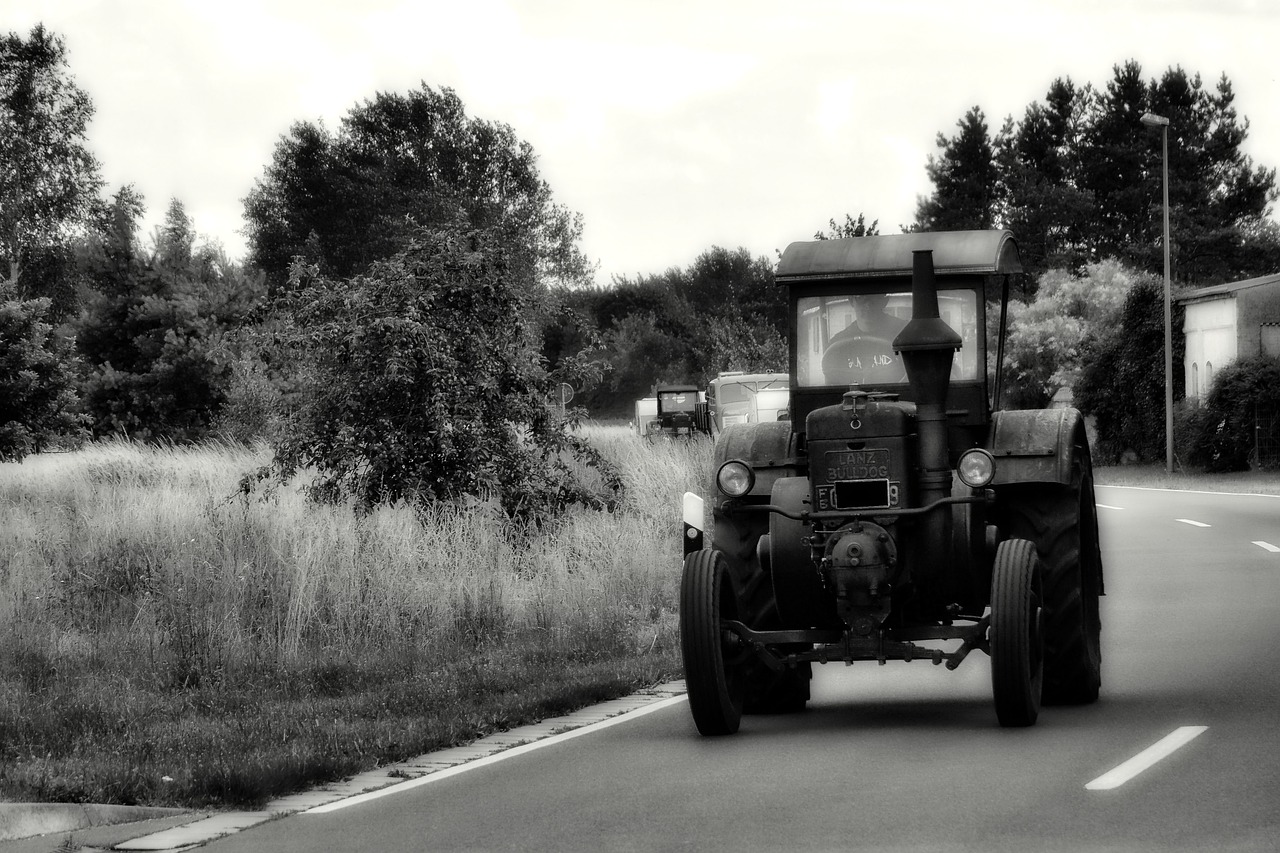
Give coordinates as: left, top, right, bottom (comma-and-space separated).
680, 230, 1103, 734
648, 384, 710, 441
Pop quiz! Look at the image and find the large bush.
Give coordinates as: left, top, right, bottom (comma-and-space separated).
1075, 276, 1185, 463
260, 224, 620, 521
1185, 355, 1280, 472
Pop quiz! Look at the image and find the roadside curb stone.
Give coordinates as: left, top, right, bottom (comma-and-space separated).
0, 804, 188, 842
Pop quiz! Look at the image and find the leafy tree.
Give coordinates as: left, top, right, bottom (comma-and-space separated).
993, 79, 1095, 281
1137, 68, 1279, 283
1075, 275, 1186, 463
76, 192, 264, 441
1074, 61, 1151, 262
568, 272, 687, 335
914, 106, 998, 232
258, 224, 619, 520
677, 246, 785, 336
692, 316, 787, 378
555, 246, 787, 414
998, 259, 1136, 408
0, 25, 101, 297
243, 84, 591, 295
0, 289, 85, 459
814, 213, 880, 240
592, 312, 693, 415
925, 62, 1280, 287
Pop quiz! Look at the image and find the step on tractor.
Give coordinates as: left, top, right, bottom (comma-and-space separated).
679, 230, 1103, 734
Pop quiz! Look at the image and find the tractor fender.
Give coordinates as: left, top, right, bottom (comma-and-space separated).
987, 408, 1090, 486
713, 422, 798, 498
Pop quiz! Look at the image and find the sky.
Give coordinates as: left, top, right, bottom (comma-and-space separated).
9, 0, 1280, 285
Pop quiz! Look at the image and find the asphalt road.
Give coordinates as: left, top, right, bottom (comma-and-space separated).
199, 485, 1280, 852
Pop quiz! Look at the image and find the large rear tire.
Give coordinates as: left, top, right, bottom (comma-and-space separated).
1001, 460, 1103, 705
680, 550, 745, 736
990, 538, 1044, 728
712, 507, 811, 715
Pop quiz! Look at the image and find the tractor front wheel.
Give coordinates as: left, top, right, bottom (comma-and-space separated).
681, 549, 746, 735
990, 538, 1044, 728
1002, 463, 1103, 705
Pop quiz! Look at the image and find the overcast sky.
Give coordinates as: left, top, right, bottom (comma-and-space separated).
10, 0, 1280, 284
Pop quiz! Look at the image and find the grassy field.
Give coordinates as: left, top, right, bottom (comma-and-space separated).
0, 427, 710, 808
2, 427, 1274, 810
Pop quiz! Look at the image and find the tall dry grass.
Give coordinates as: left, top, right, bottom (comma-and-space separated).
1, 429, 712, 685
0, 429, 713, 806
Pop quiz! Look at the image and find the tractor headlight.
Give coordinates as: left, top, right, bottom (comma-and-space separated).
716, 460, 755, 497
956, 448, 995, 488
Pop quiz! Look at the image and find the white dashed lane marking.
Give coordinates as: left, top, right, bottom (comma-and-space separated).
1176, 518, 1211, 527
1086, 726, 1209, 791
1096, 503, 1124, 510
1253, 541, 1280, 553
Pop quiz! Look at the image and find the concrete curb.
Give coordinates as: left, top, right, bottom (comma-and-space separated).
0, 803, 189, 842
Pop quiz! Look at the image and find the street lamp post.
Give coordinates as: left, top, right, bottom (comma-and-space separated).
1141, 111, 1174, 474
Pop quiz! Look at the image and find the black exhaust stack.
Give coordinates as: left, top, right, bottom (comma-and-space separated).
892, 250, 962, 588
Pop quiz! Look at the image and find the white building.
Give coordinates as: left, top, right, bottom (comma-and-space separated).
1178, 273, 1280, 399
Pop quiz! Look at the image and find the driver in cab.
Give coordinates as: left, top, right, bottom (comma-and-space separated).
821, 294, 909, 384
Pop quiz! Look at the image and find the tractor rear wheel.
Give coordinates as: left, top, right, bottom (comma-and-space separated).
990, 538, 1044, 727
712, 507, 811, 715
1002, 462, 1103, 705
680, 549, 745, 735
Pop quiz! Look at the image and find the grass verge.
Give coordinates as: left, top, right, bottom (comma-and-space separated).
0, 429, 704, 809
1, 638, 679, 809
1095, 463, 1280, 495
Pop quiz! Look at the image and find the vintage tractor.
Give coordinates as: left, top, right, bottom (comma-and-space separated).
647, 384, 711, 441
679, 230, 1103, 734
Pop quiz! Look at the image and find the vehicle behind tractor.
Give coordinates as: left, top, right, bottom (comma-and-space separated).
706, 371, 790, 435
647, 384, 710, 441
679, 230, 1103, 734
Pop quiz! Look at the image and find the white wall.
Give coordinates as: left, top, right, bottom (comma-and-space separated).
1183, 298, 1238, 398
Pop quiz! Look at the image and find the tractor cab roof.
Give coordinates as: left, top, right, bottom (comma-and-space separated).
776, 230, 1021, 284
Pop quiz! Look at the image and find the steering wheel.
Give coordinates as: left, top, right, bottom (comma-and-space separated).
821, 335, 907, 385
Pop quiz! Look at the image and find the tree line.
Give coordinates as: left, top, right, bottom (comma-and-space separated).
4, 23, 1280, 509
905, 62, 1280, 466
917, 63, 1280, 287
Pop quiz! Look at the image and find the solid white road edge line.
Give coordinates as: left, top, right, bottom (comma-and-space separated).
1253, 541, 1280, 553
1176, 518, 1211, 527
304, 695, 689, 814
1095, 504, 1124, 510
1097, 484, 1280, 499
1085, 726, 1208, 791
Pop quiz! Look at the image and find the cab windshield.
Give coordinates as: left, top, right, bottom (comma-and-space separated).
658, 391, 697, 413
795, 289, 980, 388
